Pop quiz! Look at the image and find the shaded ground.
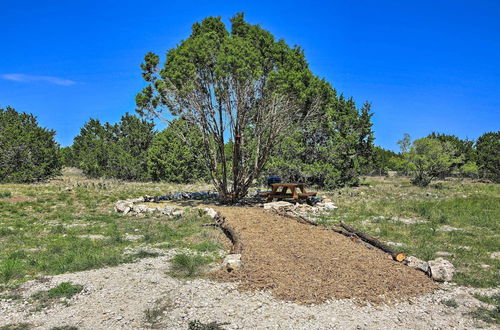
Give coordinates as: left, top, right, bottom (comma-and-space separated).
212, 207, 436, 304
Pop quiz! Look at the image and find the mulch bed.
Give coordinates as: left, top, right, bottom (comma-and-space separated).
211, 207, 436, 304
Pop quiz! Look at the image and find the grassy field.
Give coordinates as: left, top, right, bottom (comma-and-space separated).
318, 176, 500, 289
0, 169, 498, 293
0, 169, 223, 289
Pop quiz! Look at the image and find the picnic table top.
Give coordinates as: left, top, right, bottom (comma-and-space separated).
271, 183, 305, 187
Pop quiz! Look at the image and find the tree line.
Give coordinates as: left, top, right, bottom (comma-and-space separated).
1, 105, 498, 187
1, 13, 498, 196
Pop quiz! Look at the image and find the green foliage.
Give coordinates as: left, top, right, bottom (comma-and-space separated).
0, 191, 12, 198
405, 137, 461, 186
59, 146, 78, 167
188, 320, 227, 330
72, 113, 155, 180
369, 146, 403, 174
32, 282, 83, 300
459, 161, 479, 178
0, 106, 61, 183
468, 307, 499, 324
441, 299, 458, 308
397, 133, 412, 153
426, 132, 475, 175
0, 257, 24, 283
137, 13, 371, 199
147, 119, 208, 182
169, 253, 211, 278
264, 95, 374, 189
476, 131, 499, 182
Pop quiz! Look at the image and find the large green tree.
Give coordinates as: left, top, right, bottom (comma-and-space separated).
426, 132, 475, 175
405, 137, 461, 186
136, 13, 329, 201
72, 113, 155, 180
476, 131, 499, 182
263, 94, 374, 188
147, 118, 208, 182
0, 106, 61, 183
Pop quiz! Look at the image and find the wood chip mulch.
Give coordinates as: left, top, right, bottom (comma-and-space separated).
211, 207, 437, 304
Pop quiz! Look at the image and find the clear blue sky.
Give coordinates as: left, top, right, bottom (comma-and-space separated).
1, 0, 499, 151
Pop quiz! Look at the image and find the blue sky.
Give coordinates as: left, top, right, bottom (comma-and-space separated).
1, 0, 499, 150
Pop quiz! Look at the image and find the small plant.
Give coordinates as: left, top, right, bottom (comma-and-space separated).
0, 191, 12, 198
46, 282, 83, 299
188, 320, 228, 330
169, 253, 211, 278
0, 258, 24, 283
473, 293, 500, 306
132, 250, 160, 259
143, 297, 175, 328
32, 282, 83, 304
441, 299, 458, 308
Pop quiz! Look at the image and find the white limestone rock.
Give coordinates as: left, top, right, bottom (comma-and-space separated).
223, 254, 242, 271
428, 258, 455, 282
405, 256, 430, 275
203, 208, 218, 219
263, 201, 294, 210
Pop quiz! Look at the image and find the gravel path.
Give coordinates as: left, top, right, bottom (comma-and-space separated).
0, 252, 496, 329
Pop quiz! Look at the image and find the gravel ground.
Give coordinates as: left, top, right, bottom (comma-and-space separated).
0, 252, 496, 330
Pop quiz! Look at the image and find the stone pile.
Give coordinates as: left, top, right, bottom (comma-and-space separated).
262, 200, 337, 221
114, 197, 184, 216
405, 256, 456, 282
144, 191, 218, 202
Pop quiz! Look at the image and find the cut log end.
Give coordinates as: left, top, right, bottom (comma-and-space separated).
394, 253, 406, 262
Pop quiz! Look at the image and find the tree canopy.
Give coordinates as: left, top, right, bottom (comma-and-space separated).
136, 13, 373, 200
72, 113, 155, 180
0, 106, 61, 183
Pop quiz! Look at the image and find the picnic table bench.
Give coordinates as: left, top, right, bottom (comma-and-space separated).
259, 183, 316, 202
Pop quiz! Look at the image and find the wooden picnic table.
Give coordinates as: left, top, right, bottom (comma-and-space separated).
260, 183, 317, 202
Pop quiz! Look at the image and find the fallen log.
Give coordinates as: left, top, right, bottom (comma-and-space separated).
202, 212, 242, 254
337, 222, 406, 262
272, 209, 318, 227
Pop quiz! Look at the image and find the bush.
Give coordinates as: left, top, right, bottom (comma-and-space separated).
476, 131, 499, 182
147, 119, 208, 182
0, 106, 61, 183
169, 253, 211, 278
405, 137, 460, 186
72, 113, 155, 180
264, 98, 374, 189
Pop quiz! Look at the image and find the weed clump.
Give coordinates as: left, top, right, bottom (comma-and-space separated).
188, 320, 228, 330
0, 191, 12, 198
32, 282, 83, 300
170, 253, 211, 278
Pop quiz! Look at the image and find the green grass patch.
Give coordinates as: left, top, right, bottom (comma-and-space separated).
0, 191, 12, 198
31, 282, 83, 310
473, 293, 500, 306
169, 253, 212, 279
32, 282, 83, 300
468, 307, 499, 324
441, 299, 458, 308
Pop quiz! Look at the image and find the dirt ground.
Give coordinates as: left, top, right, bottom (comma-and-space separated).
212, 207, 437, 304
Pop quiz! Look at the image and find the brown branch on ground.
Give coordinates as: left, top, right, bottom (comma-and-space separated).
271, 209, 404, 262
335, 222, 406, 262
202, 212, 243, 254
